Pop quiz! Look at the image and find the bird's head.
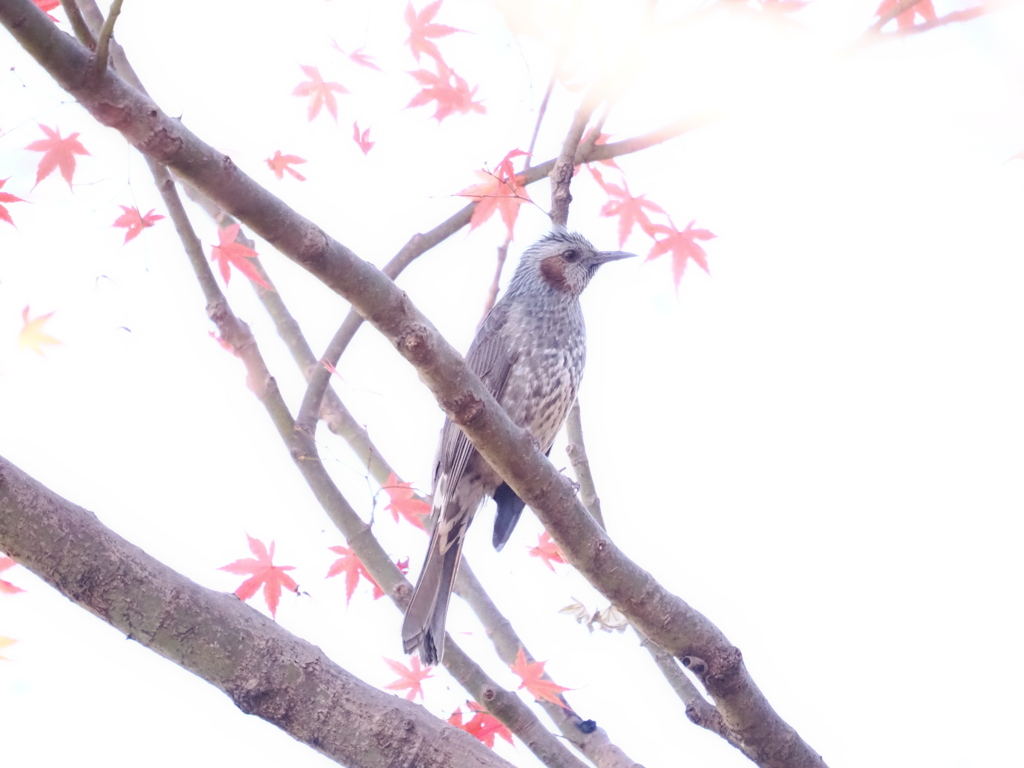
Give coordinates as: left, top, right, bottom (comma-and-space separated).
513, 230, 635, 298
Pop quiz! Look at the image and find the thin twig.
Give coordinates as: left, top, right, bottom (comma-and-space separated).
89, 0, 123, 78
479, 237, 511, 324
59, 0, 95, 48
524, 70, 558, 171
564, 402, 605, 531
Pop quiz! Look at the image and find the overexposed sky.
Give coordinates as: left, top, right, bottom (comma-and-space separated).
2, 1, 1023, 767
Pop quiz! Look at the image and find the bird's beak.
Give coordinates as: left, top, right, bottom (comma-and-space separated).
596, 250, 637, 264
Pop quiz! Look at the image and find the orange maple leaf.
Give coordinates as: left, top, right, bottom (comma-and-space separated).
509, 647, 572, 708
407, 65, 485, 123
382, 472, 430, 531
527, 531, 567, 572
18, 306, 61, 356
0, 178, 26, 227
449, 702, 514, 748
0, 557, 26, 595
458, 149, 531, 239
383, 656, 433, 701
210, 223, 270, 289
645, 219, 716, 290
25, 124, 90, 189
0, 636, 15, 661
595, 173, 666, 247
219, 534, 298, 618
292, 64, 350, 122
266, 150, 307, 181
405, 0, 463, 64
112, 206, 164, 244
876, 0, 936, 30
352, 121, 375, 155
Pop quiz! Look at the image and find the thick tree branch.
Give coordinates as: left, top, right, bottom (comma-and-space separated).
0, 456, 514, 768
0, 4, 821, 765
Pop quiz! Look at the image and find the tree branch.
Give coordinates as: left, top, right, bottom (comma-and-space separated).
0, 4, 822, 765
0, 456, 515, 768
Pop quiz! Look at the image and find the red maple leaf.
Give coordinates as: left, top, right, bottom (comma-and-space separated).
405, 0, 463, 64
25, 124, 89, 189
528, 531, 567, 572
219, 535, 298, 619
327, 545, 408, 602
32, 0, 59, 21
0, 557, 25, 595
352, 121, 375, 155
381, 472, 430, 531
449, 703, 514, 748
0, 178, 25, 227
326, 545, 373, 604
876, 0, 936, 30
292, 65, 350, 122
645, 219, 716, 290
383, 656, 433, 701
509, 647, 572, 708
266, 151, 306, 181
330, 42, 383, 72
596, 174, 665, 247
18, 306, 60, 356
458, 149, 531, 239
112, 206, 164, 244
407, 65, 485, 123
759, 0, 810, 14
210, 223, 270, 289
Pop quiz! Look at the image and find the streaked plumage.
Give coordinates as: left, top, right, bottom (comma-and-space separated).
401, 230, 634, 665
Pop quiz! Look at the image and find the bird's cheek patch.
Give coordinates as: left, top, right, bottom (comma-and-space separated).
539, 255, 570, 293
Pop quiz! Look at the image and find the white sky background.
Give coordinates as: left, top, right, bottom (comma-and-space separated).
1, 1, 1023, 767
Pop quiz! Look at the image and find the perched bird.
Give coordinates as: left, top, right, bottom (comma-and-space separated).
401, 229, 634, 665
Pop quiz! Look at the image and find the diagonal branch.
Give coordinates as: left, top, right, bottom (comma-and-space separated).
0, 456, 515, 768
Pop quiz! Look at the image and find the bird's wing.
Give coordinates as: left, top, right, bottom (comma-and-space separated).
433, 302, 516, 495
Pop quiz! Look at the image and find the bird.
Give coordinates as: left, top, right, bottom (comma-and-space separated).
401, 229, 635, 665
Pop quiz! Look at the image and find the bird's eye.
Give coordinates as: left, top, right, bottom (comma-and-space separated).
563, 249, 580, 262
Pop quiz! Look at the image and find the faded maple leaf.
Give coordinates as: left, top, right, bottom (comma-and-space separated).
645, 219, 716, 290
266, 150, 307, 181
292, 64, 350, 122
407, 65, 485, 123
510, 647, 572, 708
25, 124, 89, 189
596, 174, 665, 247
210, 223, 271, 289
0, 557, 25, 595
32, 0, 59, 21
352, 121, 375, 155
876, 0, 936, 29
330, 42, 383, 72
383, 656, 433, 701
582, 131, 620, 170
0, 178, 25, 227
0, 636, 15, 661
759, 0, 810, 13
382, 472, 430, 531
18, 306, 60, 356
458, 149, 531, 239
218, 534, 298, 618
528, 531, 567, 572
405, 0, 463, 64
449, 702, 514, 748
112, 206, 164, 244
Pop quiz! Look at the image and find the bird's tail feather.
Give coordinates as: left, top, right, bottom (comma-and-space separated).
401, 509, 465, 665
